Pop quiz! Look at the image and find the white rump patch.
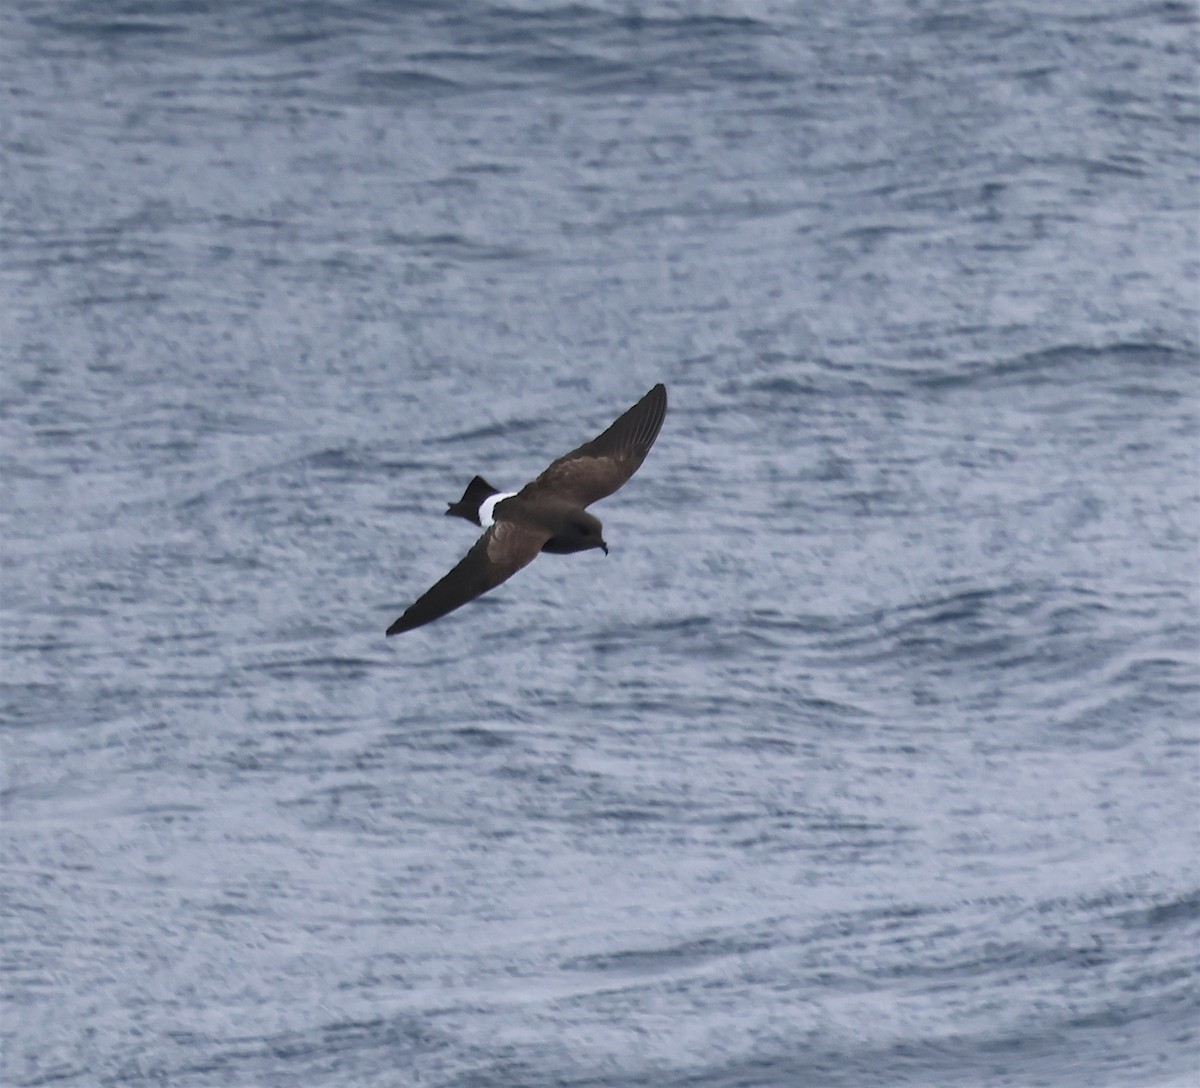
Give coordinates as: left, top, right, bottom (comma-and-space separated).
479, 491, 518, 528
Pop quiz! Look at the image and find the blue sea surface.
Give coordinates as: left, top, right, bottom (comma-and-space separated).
2, 2, 1198, 1086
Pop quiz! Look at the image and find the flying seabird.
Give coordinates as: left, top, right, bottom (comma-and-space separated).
386, 382, 667, 635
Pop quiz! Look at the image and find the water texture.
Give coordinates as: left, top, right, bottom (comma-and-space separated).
2, 2, 1198, 1085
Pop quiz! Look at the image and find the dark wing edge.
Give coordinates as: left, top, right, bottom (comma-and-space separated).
521, 382, 667, 508
386, 521, 549, 635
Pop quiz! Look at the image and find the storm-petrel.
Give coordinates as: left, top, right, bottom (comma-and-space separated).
386, 383, 667, 635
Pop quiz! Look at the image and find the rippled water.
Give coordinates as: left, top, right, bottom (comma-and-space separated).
3, 2, 1198, 1086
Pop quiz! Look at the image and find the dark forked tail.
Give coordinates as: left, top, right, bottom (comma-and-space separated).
445, 475, 499, 525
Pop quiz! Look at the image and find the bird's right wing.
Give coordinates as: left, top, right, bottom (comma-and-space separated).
386, 520, 549, 635
518, 383, 667, 509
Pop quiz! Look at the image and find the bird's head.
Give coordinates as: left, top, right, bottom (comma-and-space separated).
570, 512, 608, 555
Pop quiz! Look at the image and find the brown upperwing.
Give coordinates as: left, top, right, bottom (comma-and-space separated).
517, 383, 667, 509
386, 519, 550, 635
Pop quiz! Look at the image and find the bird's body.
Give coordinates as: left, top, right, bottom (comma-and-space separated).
386, 383, 667, 636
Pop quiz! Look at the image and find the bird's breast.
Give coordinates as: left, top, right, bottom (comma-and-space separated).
541, 534, 592, 554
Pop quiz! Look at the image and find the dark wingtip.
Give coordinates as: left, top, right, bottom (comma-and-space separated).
387, 614, 420, 636
629, 383, 667, 454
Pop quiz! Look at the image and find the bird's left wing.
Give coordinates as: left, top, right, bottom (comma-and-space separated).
386, 520, 549, 635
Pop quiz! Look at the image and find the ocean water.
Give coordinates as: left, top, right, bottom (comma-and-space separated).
2, 2, 1198, 1086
